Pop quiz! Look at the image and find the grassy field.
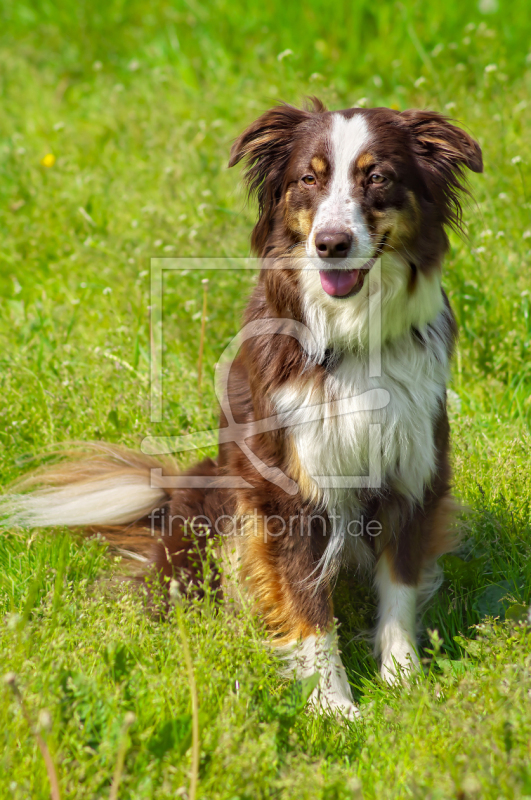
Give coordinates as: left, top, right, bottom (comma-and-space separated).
1, 0, 531, 797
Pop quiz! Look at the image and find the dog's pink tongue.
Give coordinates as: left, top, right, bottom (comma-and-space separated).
319, 269, 360, 297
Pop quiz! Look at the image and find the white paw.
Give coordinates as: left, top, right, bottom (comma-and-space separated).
380, 647, 420, 684
308, 690, 360, 720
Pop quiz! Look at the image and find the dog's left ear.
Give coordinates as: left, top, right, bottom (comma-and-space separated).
229, 100, 325, 253
399, 109, 482, 229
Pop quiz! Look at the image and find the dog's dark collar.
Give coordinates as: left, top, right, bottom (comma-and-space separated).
320, 348, 340, 371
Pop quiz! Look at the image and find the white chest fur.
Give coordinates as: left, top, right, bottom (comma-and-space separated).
272, 311, 451, 575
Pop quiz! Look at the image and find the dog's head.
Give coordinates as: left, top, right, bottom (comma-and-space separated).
230, 100, 482, 349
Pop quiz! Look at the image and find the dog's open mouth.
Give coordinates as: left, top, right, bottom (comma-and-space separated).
318, 236, 388, 298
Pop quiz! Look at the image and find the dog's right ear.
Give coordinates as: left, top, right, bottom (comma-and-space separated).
229, 100, 325, 253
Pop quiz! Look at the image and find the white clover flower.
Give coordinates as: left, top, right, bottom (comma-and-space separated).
512, 155, 522, 165
485, 63, 498, 73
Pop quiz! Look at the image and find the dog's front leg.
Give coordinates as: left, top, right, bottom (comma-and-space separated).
238, 510, 358, 720
374, 548, 420, 682
277, 628, 359, 720
374, 491, 455, 682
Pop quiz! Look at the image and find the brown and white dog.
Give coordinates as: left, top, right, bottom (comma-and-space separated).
3, 100, 482, 719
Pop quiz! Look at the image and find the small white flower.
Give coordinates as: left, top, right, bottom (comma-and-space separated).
473, 246, 486, 254
355, 97, 368, 108
277, 49, 293, 61
498, 192, 509, 201
445, 102, 457, 111
169, 578, 181, 603
414, 76, 427, 88
92, 61, 103, 71
103, 287, 112, 295
479, 229, 493, 238
128, 60, 140, 71
512, 155, 522, 165
523, 230, 531, 239
431, 44, 444, 57
496, 231, 505, 238
38, 710, 52, 732
154, 239, 163, 247
485, 63, 498, 73
373, 75, 383, 88
479, 0, 498, 13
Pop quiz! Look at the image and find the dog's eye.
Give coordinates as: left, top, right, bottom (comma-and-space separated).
369, 173, 387, 185
301, 174, 316, 185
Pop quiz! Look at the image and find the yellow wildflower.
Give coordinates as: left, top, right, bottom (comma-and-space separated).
41, 153, 56, 168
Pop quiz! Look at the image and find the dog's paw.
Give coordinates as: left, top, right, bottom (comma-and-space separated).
380, 647, 420, 685
325, 697, 360, 721
308, 691, 360, 721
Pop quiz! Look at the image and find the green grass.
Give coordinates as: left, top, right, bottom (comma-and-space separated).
1, 1, 531, 797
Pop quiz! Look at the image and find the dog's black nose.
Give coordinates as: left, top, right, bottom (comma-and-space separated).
315, 230, 353, 260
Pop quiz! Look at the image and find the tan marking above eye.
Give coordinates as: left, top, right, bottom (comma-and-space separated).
310, 156, 327, 174
356, 152, 375, 170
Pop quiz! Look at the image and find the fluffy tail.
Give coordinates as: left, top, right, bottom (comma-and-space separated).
0, 443, 174, 556
1, 443, 225, 603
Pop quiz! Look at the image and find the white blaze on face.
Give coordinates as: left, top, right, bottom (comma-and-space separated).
308, 113, 373, 260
